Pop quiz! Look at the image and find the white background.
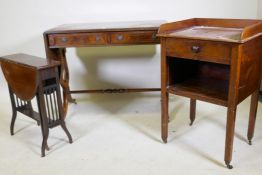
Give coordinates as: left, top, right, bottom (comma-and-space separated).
259, 0, 262, 18
0, 0, 260, 90
0, 2, 262, 174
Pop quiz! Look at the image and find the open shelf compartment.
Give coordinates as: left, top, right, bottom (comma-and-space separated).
167, 57, 230, 106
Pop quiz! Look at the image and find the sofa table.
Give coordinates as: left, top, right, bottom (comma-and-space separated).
44, 20, 164, 116
157, 18, 262, 168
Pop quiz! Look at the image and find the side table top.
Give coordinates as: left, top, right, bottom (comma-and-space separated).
0, 53, 60, 70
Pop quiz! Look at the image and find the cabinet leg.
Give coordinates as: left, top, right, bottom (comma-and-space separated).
190, 99, 196, 126
161, 92, 169, 143
224, 106, 237, 169
247, 89, 259, 145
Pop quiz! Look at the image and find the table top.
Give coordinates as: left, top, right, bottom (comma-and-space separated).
45, 20, 165, 34
0, 53, 60, 70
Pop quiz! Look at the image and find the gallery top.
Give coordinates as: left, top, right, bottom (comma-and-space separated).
157, 18, 262, 43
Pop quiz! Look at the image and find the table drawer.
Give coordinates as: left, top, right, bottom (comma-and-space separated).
48, 33, 107, 48
166, 38, 231, 64
110, 31, 159, 44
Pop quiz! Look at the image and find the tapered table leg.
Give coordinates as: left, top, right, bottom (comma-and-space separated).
161, 91, 169, 143
224, 106, 237, 169
247, 89, 259, 145
161, 39, 169, 143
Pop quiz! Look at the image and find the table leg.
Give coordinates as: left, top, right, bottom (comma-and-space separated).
60, 49, 76, 102
41, 123, 49, 157
247, 89, 259, 145
37, 86, 49, 157
190, 99, 196, 126
161, 40, 169, 143
161, 90, 169, 143
8, 87, 17, 136
58, 49, 76, 116
61, 121, 73, 144
224, 106, 237, 169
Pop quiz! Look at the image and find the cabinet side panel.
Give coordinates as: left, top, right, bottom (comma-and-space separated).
238, 36, 262, 103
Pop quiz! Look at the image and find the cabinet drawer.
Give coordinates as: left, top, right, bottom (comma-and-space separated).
166, 38, 231, 64
48, 33, 107, 48
110, 31, 159, 44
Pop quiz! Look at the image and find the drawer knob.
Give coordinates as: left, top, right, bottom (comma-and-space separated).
116, 34, 123, 40
191, 46, 201, 53
61, 37, 68, 43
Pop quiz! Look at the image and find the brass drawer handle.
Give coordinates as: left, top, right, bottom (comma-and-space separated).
152, 32, 157, 40
191, 46, 201, 53
116, 34, 123, 40
61, 37, 68, 43
48, 36, 55, 45
96, 35, 100, 41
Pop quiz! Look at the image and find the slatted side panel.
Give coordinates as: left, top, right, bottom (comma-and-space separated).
14, 94, 31, 108
43, 84, 61, 127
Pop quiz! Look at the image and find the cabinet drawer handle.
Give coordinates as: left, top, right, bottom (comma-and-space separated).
116, 34, 123, 40
191, 46, 201, 53
61, 37, 68, 43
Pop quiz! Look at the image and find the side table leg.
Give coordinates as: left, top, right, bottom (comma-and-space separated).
41, 124, 49, 157
190, 99, 196, 126
37, 86, 50, 157
9, 88, 17, 136
10, 110, 17, 136
61, 121, 73, 144
247, 89, 259, 145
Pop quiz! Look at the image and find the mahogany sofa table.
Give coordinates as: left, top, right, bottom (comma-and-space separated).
44, 20, 164, 115
157, 18, 262, 168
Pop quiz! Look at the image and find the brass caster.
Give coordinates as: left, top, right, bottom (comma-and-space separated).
225, 162, 233, 169
162, 138, 167, 144
248, 140, 252, 145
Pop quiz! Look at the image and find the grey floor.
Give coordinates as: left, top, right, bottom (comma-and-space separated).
0, 80, 262, 175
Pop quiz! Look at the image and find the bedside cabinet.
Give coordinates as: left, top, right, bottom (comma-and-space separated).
158, 18, 262, 168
